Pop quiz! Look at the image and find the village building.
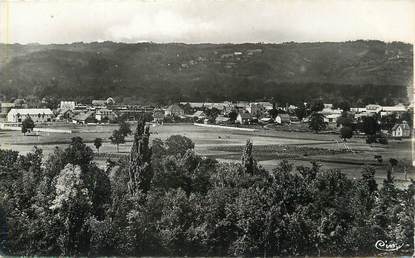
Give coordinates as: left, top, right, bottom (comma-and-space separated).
215, 115, 231, 125
165, 104, 185, 117
321, 107, 342, 116
56, 109, 75, 121
391, 121, 411, 138
0, 102, 16, 121
92, 100, 106, 106
180, 102, 205, 109
92, 97, 115, 107
351, 107, 366, 113
114, 106, 154, 121
246, 103, 267, 117
275, 114, 291, 124
13, 99, 27, 108
7, 108, 54, 123
259, 117, 273, 124
153, 109, 165, 123
192, 110, 207, 120
95, 108, 117, 123
325, 114, 342, 123
365, 104, 382, 113
290, 115, 301, 123
246, 49, 263, 55
60, 101, 76, 110
236, 112, 252, 125
380, 103, 408, 117
72, 111, 96, 124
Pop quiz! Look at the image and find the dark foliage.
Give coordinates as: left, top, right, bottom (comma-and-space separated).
0, 131, 413, 256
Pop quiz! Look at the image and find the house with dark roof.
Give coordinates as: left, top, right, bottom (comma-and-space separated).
192, 111, 207, 119
215, 115, 231, 125
72, 111, 96, 124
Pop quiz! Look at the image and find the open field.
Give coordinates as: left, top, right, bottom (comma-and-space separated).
0, 122, 413, 186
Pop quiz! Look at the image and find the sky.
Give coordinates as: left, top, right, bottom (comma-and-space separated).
0, 0, 414, 44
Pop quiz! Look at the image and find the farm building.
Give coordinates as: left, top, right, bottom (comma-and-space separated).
7, 108, 54, 123
165, 104, 185, 117
391, 121, 411, 138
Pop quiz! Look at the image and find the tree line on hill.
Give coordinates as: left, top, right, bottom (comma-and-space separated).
0, 40, 411, 106
0, 118, 413, 256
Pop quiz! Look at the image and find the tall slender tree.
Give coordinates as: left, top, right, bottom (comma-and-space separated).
241, 140, 255, 174
128, 119, 153, 195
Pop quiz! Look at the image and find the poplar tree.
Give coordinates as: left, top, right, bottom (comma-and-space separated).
128, 119, 153, 195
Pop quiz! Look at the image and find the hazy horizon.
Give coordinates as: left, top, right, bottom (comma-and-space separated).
0, 0, 414, 44
0, 39, 413, 46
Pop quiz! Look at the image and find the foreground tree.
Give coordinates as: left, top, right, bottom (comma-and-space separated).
21, 116, 35, 135
295, 102, 310, 120
128, 119, 153, 195
50, 164, 92, 255
241, 140, 256, 174
340, 126, 353, 142
229, 111, 238, 123
118, 120, 132, 137
165, 135, 194, 156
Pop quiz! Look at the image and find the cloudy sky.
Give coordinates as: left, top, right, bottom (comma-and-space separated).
0, 0, 414, 44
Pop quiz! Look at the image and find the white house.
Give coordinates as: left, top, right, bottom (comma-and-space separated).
95, 108, 117, 122
391, 121, 411, 138
7, 108, 54, 123
60, 101, 76, 110
365, 104, 382, 113
275, 114, 290, 124
381, 103, 407, 117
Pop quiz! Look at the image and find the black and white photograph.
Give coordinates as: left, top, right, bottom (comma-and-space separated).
0, 0, 414, 256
